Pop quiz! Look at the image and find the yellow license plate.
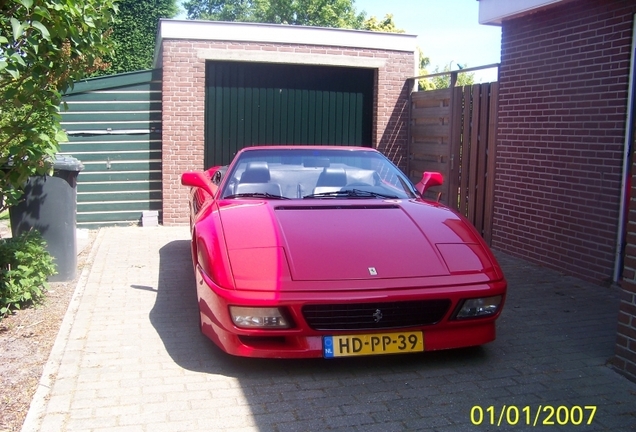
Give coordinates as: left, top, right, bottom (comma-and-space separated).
323, 331, 424, 358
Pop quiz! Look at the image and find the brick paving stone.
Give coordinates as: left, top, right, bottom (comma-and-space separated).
307, 395, 353, 410
145, 421, 199, 432
356, 421, 406, 432
21, 227, 636, 432
276, 419, 327, 432
371, 407, 419, 423
325, 413, 376, 428
397, 385, 443, 399
92, 427, 144, 432
297, 378, 342, 390
404, 415, 453, 430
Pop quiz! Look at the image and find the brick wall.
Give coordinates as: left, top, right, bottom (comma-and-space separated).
618, 85, 636, 381
161, 40, 207, 226
493, 0, 636, 283
160, 39, 414, 225
617, 277, 636, 381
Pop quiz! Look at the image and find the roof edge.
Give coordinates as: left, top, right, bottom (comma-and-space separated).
478, 0, 567, 26
153, 19, 417, 67
65, 69, 162, 95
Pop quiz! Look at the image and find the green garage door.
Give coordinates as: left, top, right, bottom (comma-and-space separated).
205, 62, 374, 168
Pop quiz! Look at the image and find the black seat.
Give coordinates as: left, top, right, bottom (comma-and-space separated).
236, 161, 283, 196
240, 161, 270, 183
313, 167, 346, 194
316, 167, 346, 186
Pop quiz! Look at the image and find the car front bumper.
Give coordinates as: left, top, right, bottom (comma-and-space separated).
195, 265, 506, 358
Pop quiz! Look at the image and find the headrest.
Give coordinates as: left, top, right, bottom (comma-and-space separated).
317, 167, 347, 186
240, 161, 270, 183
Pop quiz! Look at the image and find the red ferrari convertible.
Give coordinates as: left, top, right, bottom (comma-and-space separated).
182, 146, 506, 358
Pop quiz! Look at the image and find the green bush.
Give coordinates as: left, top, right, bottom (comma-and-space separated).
0, 230, 56, 317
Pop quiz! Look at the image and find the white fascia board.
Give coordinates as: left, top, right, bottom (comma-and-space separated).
156, 19, 417, 53
478, 0, 566, 25
196, 48, 388, 69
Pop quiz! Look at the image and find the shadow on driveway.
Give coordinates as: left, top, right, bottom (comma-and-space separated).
149, 240, 492, 373
149, 240, 636, 431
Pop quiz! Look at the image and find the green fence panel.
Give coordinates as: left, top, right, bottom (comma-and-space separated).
60, 69, 162, 228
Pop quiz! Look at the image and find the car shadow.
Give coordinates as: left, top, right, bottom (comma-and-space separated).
146, 240, 634, 430
149, 239, 494, 379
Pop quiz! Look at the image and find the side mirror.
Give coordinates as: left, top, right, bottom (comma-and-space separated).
415, 172, 443, 195
181, 171, 216, 197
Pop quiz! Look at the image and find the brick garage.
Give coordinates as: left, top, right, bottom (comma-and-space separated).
154, 20, 417, 225
480, 0, 636, 381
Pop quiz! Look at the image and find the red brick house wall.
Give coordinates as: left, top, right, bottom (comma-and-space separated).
618, 70, 636, 380
158, 25, 415, 225
619, 241, 636, 381
493, 0, 636, 284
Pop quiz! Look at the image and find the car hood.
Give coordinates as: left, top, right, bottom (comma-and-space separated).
218, 200, 498, 287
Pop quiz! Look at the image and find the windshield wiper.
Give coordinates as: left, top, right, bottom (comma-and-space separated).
303, 189, 399, 199
224, 193, 290, 200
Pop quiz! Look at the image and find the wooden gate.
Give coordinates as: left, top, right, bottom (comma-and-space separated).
409, 88, 453, 203
409, 82, 499, 244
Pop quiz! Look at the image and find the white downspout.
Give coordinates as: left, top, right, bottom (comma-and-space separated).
613, 15, 636, 283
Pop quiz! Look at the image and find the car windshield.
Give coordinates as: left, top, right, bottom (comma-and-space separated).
220, 148, 417, 200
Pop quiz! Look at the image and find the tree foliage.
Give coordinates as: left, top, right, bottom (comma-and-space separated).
418, 63, 475, 90
429, 64, 475, 89
98, 0, 178, 75
417, 49, 434, 90
183, 0, 365, 28
362, 14, 403, 33
0, 0, 118, 212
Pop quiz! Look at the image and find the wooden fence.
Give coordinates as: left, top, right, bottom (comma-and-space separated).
408, 81, 499, 244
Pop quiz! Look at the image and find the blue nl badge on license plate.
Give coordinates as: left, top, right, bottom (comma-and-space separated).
323, 336, 335, 358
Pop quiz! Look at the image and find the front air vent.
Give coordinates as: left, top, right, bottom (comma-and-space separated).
302, 300, 451, 331
275, 204, 400, 211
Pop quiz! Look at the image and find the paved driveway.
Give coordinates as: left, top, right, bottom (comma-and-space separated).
22, 226, 636, 431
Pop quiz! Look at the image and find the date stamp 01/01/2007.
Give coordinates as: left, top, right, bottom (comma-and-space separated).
470, 405, 597, 427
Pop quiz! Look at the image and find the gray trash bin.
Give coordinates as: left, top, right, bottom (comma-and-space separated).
9, 154, 84, 282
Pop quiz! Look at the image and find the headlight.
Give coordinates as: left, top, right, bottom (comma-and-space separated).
454, 295, 502, 319
229, 306, 291, 329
